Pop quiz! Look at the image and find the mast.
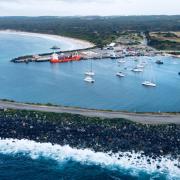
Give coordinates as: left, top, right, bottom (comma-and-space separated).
91, 59, 93, 72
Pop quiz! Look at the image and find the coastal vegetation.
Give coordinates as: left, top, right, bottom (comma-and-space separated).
147, 31, 180, 51
0, 109, 179, 159
0, 16, 180, 48
115, 31, 144, 45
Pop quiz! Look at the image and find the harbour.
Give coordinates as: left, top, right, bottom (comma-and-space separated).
0, 31, 179, 113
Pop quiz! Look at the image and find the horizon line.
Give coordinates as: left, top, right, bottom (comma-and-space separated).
0, 15, 180, 17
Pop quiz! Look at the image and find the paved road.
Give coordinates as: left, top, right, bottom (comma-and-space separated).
0, 100, 180, 124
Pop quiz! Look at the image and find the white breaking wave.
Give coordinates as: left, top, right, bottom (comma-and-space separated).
0, 138, 179, 178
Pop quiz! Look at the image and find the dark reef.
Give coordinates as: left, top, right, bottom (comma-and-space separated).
0, 109, 179, 158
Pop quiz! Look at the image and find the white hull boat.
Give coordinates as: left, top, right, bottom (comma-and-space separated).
132, 68, 143, 72
142, 81, 156, 87
85, 60, 95, 76
136, 64, 144, 68
116, 72, 125, 77
85, 71, 95, 76
118, 59, 126, 63
84, 76, 95, 83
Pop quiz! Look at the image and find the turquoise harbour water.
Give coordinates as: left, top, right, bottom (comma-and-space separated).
0, 33, 180, 180
0, 33, 180, 112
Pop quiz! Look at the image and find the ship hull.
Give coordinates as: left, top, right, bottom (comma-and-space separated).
50, 56, 81, 63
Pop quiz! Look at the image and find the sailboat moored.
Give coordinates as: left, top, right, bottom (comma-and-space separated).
142, 81, 156, 87
85, 60, 95, 76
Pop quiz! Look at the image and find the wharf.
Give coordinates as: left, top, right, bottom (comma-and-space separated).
11, 44, 159, 63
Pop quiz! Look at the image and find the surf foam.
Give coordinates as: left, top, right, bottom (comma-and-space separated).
0, 138, 179, 178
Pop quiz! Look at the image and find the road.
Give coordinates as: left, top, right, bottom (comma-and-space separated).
0, 100, 180, 124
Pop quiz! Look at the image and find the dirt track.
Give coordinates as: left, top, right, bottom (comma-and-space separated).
0, 100, 180, 124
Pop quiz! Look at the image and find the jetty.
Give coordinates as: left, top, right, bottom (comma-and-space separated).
11, 43, 159, 63
0, 100, 180, 125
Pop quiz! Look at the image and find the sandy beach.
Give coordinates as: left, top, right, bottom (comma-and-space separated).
0, 30, 95, 50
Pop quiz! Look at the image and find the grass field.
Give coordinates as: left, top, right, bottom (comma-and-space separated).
148, 31, 180, 51
150, 32, 180, 43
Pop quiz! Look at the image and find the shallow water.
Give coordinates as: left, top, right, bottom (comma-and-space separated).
0, 32, 180, 112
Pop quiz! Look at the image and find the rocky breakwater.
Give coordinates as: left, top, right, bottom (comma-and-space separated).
0, 109, 179, 166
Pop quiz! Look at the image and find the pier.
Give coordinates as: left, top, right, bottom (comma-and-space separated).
11, 42, 161, 63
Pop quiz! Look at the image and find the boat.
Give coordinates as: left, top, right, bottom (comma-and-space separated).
134, 58, 138, 62
50, 53, 59, 63
142, 81, 156, 87
116, 72, 125, 77
132, 68, 143, 72
178, 72, 180, 75
117, 59, 126, 63
84, 76, 95, 83
142, 63, 156, 87
110, 52, 119, 59
156, 60, 164, 65
85, 72, 95, 76
51, 45, 60, 50
50, 52, 81, 63
85, 60, 95, 76
111, 55, 119, 59
136, 64, 144, 69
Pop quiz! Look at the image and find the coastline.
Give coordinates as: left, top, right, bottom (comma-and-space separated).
0, 102, 179, 175
0, 138, 179, 177
0, 109, 179, 160
0, 29, 95, 50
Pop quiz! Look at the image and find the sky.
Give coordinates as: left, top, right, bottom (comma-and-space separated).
0, 0, 179, 16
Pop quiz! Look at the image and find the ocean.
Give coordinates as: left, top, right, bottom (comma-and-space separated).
0, 139, 179, 180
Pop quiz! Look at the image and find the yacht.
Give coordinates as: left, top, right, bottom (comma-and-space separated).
142, 63, 156, 87
156, 60, 164, 65
118, 59, 126, 63
85, 71, 95, 76
116, 72, 125, 77
85, 60, 95, 76
84, 76, 95, 83
136, 64, 144, 69
110, 52, 119, 59
134, 58, 138, 62
132, 68, 143, 72
142, 81, 156, 87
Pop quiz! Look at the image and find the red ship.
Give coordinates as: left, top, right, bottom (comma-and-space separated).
50, 52, 81, 63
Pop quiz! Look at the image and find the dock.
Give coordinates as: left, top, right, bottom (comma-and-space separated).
11, 43, 160, 63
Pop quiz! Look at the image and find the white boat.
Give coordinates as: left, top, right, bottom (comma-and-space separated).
85, 71, 95, 76
84, 76, 95, 83
85, 60, 95, 76
142, 81, 156, 87
116, 72, 125, 77
118, 59, 126, 63
142, 63, 156, 87
110, 51, 119, 59
136, 64, 144, 69
132, 68, 143, 72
